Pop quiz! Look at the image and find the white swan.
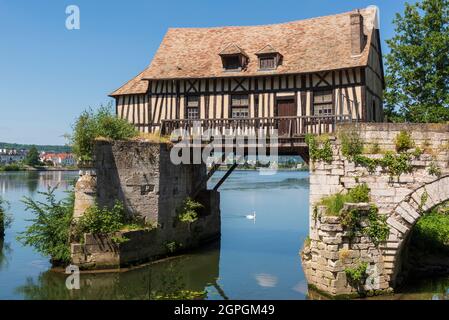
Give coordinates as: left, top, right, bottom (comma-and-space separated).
246, 211, 256, 220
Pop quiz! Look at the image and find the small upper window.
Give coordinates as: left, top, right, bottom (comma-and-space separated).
223, 56, 241, 71
186, 95, 199, 120
313, 90, 333, 116
259, 56, 276, 70
231, 94, 249, 118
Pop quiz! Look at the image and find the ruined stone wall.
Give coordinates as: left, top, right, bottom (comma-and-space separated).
303, 123, 449, 297
71, 140, 220, 269
94, 141, 206, 227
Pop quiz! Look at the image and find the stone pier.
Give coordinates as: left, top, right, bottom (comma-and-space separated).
71, 140, 220, 270
302, 123, 449, 297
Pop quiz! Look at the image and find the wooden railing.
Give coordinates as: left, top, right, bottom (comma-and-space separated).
161, 115, 353, 139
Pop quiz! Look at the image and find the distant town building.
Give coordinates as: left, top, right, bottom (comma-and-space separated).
40, 152, 76, 167
0, 149, 27, 164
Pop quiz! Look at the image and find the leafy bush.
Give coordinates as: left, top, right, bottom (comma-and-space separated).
305, 134, 333, 163
364, 206, 390, 246
70, 104, 138, 162
0, 163, 25, 172
345, 262, 368, 288
177, 198, 203, 223
18, 188, 74, 265
354, 152, 413, 177
413, 210, 449, 254
76, 201, 129, 235
428, 161, 442, 177
395, 130, 415, 153
320, 184, 370, 216
339, 130, 364, 159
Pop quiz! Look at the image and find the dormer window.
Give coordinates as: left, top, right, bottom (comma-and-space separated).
223, 55, 242, 70
259, 56, 276, 70
256, 45, 282, 70
219, 43, 248, 71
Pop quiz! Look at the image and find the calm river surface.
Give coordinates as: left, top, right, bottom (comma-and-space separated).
0, 170, 447, 300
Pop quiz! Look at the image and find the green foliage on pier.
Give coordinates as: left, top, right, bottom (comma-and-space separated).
320, 184, 371, 216
345, 261, 368, 289
395, 131, 415, 153
70, 104, 138, 163
339, 129, 364, 159
177, 198, 204, 224
76, 201, 128, 235
305, 134, 333, 163
339, 130, 418, 178
18, 187, 74, 265
428, 161, 442, 177
319, 185, 389, 245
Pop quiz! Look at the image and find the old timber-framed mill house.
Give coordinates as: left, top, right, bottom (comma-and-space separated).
110, 7, 384, 146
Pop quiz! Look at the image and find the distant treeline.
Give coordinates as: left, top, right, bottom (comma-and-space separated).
0, 142, 72, 153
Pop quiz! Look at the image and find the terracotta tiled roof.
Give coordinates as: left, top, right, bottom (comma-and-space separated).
110, 8, 377, 96
110, 70, 149, 96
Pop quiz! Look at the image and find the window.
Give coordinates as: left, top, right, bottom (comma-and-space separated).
186, 95, 199, 120
231, 94, 249, 118
259, 56, 276, 70
313, 91, 333, 116
223, 55, 242, 71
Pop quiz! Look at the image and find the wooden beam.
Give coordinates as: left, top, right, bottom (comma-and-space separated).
213, 162, 238, 191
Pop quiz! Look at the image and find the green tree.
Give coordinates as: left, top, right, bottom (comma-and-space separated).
24, 146, 41, 166
384, 0, 449, 123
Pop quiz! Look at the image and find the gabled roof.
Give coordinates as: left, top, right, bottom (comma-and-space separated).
255, 44, 279, 56
110, 7, 378, 96
219, 43, 248, 57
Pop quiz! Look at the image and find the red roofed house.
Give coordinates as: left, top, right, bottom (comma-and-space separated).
110, 7, 384, 138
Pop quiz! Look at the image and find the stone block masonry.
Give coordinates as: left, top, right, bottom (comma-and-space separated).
71, 140, 220, 270
302, 123, 449, 297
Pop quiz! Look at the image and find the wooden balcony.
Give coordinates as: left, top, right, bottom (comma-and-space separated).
162, 115, 352, 138
160, 115, 353, 156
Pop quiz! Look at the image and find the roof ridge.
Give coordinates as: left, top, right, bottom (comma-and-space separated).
166, 8, 370, 31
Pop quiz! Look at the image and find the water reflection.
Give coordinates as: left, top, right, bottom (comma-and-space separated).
15, 242, 222, 300
0, 171, 74, 195
0, 239, 12, 270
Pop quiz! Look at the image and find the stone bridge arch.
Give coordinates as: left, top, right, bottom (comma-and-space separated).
384, 175, 449, 286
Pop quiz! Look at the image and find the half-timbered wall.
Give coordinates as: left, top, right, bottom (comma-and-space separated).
115, 67, 381, 133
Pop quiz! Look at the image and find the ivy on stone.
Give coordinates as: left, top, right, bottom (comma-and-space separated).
305, 134, 333, 163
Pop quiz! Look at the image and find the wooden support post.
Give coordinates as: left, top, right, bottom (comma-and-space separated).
191, 152, 227, 198
213, 162, 238, 191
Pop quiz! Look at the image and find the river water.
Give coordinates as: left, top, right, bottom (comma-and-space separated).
0, 171, 447, 300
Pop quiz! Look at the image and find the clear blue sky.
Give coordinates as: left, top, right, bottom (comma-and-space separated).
0, 0, 416, 145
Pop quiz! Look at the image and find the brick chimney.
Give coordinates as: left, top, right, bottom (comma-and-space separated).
350, 10, 366, 56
